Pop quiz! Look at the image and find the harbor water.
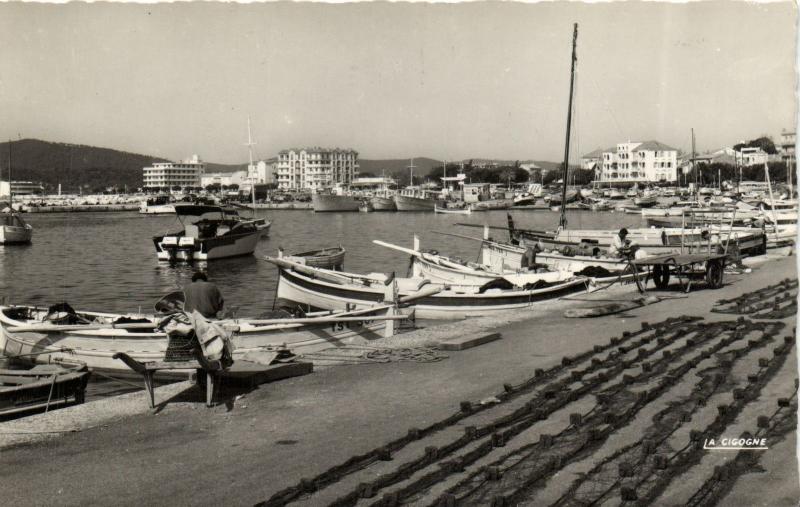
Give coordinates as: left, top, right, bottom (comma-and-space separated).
0, 209, 644, 317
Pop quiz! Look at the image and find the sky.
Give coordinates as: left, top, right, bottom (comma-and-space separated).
0, 1, 796, 164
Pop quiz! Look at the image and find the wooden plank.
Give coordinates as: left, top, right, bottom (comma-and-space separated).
437, 332, 502, 351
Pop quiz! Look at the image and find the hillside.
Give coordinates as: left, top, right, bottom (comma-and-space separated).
0, 139, 169, 192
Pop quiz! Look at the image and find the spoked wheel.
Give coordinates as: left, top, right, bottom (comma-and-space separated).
705, 260, 724, 289
652, 264, 671, 290
622, 262, 647, 294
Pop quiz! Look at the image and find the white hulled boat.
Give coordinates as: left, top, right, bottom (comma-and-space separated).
139, 195, 176, 214
153, 204, 261, 262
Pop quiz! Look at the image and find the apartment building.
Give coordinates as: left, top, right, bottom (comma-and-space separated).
143, 155, 205, 189
588, 141, 679, 183
276, 148, 359, 190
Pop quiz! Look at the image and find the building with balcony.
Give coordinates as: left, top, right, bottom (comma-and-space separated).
247, 158, 278, 186
590, 141, 679, 183
779, 129, 796, 164
276, 148, 359, 190
143, 155, 205, 189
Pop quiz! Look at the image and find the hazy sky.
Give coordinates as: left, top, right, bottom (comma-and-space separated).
0, 1, 795, 164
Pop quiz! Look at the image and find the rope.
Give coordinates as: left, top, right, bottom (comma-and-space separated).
44, 373, 57, 413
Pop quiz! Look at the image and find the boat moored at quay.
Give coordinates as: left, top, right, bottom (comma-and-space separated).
311, 193, 361, 212
153, 204, 261, 262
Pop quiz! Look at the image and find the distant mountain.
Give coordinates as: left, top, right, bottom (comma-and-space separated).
205, 162, 249, 174
357, 157, 442, 180
0, 139, 170, 192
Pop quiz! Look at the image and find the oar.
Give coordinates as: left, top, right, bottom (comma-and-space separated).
244, 314, 411, 326
455, 223, 552, 236
372, 240, 475, 273
7, 321, 161, 333
265, 255, 387, 285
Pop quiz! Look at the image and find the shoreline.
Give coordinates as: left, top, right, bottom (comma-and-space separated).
0, 252, 796, 505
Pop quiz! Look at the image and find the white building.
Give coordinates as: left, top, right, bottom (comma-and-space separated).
143, 155, 205, 189
593, 141, 679, 183
200, 171, 249, 188
779, 129, 795, 164
276, 148, 359, 190
247, 158, 278, 185
735, 146, 769, 167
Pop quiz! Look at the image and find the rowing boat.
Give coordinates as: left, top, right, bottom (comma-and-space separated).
0, 304, 409, 378
288, 245, 346, 270
0, 362, 90, 416
267, 255, 588, 320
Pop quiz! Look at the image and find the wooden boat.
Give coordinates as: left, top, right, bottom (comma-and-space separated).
153, 204, 261, 262
434, 204, 471, 215
374, 239, 572, 287
0, 304, 409, 378
633, 195, 658, 208
548, 189, 578, 205
369, 195, 397, 211
0, 362, 90, 416
267, 255, 589, 320
0, 210, 33, 244
287, 245, 346, 270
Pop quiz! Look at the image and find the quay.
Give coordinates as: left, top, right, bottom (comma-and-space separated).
23, 204, 139, 213
0, 253, 796, 506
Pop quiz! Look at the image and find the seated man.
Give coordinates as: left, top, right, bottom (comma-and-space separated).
608, 228, 640, 259
183, 271, 224, 319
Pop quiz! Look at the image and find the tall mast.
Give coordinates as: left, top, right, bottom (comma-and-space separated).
7, 139, 12, 204
408, 158, 416, 187
245, 116, 257, 212
558, 23, 578, 231
691, 128, 696, 192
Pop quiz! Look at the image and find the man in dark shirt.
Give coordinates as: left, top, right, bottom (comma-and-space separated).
183, 271, 224, 319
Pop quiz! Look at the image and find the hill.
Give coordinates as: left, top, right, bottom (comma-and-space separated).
0, 139, 170, 192
357, 157, 441, 183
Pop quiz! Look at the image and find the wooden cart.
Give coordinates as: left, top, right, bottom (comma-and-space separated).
629, 253, 729, 293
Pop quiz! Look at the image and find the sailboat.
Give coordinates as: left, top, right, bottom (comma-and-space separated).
1, 140, 33, 245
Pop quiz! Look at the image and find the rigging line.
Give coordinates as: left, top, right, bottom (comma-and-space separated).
587, 71, 624, 141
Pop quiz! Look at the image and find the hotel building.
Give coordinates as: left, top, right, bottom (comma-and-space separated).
276, 148, 359, 190
584, 141, 679, 183
143, 155, 205, 189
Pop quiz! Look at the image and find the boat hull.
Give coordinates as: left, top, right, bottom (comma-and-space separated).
0, 364, 90, 416
311, 194, 360, 212
0, 224, 33, 244
155, 229, 260, 261
289, 246, 346, 270
276, 267, 588, 320
0, 306, 400, 378
369, 196, 397, 211
434, 205, 471, 215
394, 195, 436, 211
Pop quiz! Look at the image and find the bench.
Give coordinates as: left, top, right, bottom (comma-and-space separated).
113, 352, 218, 408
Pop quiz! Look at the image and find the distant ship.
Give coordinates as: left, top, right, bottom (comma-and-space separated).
311, 193, 360, 212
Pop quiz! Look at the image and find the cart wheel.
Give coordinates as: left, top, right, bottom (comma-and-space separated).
623, 263, 647, 293
653, 265, 671, 290
705, 260, 724, 289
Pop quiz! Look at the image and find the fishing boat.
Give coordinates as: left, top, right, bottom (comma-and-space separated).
287, 245, 346, 270
0, 362, 90, 416
153, 204, 261, 262
374, 238, 574, 287
548, 189, 579, 205
0, 208, 33, 244
311, 192, 361, 212
434, 204, 471, 215
394, 188, 437, 211
633, 194, 658, 207
139, 195, 176, 214
513, 183, 543, 206
267, 255, 588, 320
1, 143, 33, 244
0, 303, 409, 378
369, 195, 397, 211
